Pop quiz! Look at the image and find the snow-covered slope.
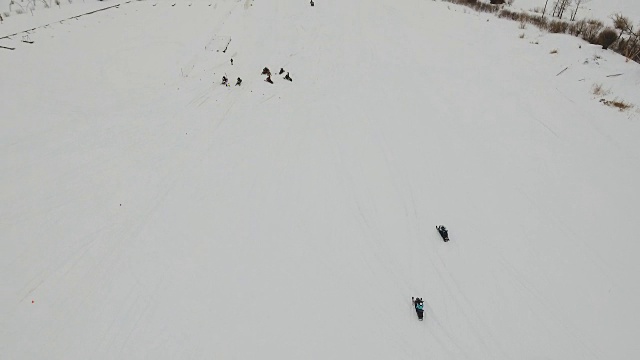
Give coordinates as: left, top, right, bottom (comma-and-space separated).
2, 0, 640, 359
511, 0, 640, 21
0, 0, 128, 36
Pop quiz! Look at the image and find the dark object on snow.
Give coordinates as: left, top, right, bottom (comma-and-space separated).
284, 72, 292, 82
279, 68, 285, 75
436, 225, 449, 242
265, 75, 273, 84
236, 77, 242, 86
412, 297, 424, 321
221, 76, 229, 86
310, 0, 314, 6
262, 67, 271, 76
230, 58, 234, 65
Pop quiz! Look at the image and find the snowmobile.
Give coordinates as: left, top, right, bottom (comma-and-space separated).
412, 297, 424, 321
436, 225, 449, 242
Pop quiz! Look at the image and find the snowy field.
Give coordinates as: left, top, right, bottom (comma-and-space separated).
2, 0, 640, 359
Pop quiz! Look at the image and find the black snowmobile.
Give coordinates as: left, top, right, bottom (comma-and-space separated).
412, 297, 424, 321
436, 225, 449, 242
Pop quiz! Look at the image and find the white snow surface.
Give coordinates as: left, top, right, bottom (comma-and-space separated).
2, 0, 640, 359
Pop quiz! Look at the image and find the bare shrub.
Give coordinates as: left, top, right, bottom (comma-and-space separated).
567, 21, 584, 36
549, 48, 558, 54
529, 15, 549, 30
611, 14, 640, 62
519, 33, 525, 38
15, 8, 25, 15
592, 83, 610, 96
549, 20, 569, 33
600, 98, 633, 111
612, 14, 634, 34
598, 28, 618, 49
519, 20, 527, 29
582, 19, 604, 44
498, 9, 520, 21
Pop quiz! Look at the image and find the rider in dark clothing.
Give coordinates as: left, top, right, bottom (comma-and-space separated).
437, 225, 449, 241
413, 297, 424, 320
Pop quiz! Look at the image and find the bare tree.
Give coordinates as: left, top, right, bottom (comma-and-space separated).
558, 0, 572, 19
552, 0, 572, 19
551, 1, 559, 17
542, 0, 550, 19
611, 14, 640, 61
571, 0, 591, 21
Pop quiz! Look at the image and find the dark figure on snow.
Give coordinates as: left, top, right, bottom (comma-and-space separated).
310, 0, 314, 7
230, 58, 234, 65
262, 67, 271, 76
265, 75, 273, 84
236, 77, 242, 86
279, 67, 285, 75
221, 76, 229, 86
284, 72, 292, 82
436, 225, 449, 242
412, 297, 424, 321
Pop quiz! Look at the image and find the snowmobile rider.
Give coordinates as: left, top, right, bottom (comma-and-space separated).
437, 225, 448, 240
413, 297, 424, 320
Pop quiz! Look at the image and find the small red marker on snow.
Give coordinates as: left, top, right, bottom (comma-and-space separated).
32, 300, 34, 304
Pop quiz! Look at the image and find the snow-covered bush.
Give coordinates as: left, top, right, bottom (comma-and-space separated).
581, 19, 604, 43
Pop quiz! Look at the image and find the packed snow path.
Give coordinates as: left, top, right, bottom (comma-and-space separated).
2, 0, 640, 359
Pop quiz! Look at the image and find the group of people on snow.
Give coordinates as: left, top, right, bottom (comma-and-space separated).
262, 67, 293, 84
221, 75, 242, 87
219, 66, 293, 87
